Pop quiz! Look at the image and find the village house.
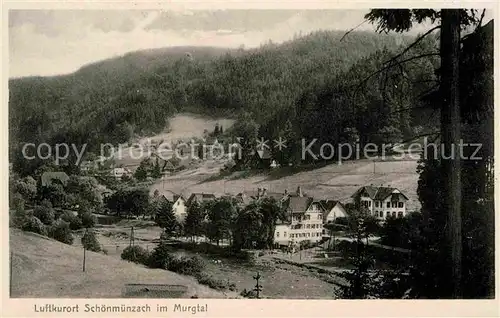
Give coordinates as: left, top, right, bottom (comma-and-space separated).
186, 192, 217, 207
351, 185, 409, 219
319, 200, 348, 237
235, 188, 287, 207
160, 190, 187, 222
41, 171, 70, 187
110, 167, 132, 179
80, 160, 98, 173
274, 187, 324, 246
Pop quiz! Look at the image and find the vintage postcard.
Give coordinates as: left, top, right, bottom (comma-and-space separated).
2, 1, 499, 317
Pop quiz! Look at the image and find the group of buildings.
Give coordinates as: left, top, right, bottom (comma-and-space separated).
156, 184, 409, 247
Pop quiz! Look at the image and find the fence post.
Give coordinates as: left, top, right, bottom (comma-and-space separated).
83, 228, 88, 272
10, 251, 13, 296
253, 272, 262, 299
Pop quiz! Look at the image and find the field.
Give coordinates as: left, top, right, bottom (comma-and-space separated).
108, 113, 420, 211
9, 229, 230, 298
152, 156, 422, 211
69, 221, 343, 299
112, 113, 235, 168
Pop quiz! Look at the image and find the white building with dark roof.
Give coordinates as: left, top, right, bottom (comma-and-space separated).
351, 185, 409, 219
274, 192, 325, 246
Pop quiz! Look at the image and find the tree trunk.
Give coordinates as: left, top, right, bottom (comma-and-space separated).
440, 9, 462, 298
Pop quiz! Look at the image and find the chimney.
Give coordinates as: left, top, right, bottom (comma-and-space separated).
296, 186, 303, 197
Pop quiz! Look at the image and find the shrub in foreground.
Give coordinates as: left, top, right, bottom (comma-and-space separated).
10, 206, 29, 229
80, 212, 97, 228
21, 216, 47, 236
33, 204, 55, 226
121, 246, 150, 264
60, 211, 83, 230
147, 241, 174, 269
167, 255, 206, 276
48, 220, 74, 245
81, 230, 101, 252
240, 288, 258, 298
195, 273, 236, 291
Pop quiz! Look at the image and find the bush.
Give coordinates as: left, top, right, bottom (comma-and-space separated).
60, 211, 83, 230
195, 273, 233, 291
335, 217, 349, 226
21, 216, 47, 236
167, 255, 206, 276
48, 220, 74, 245
147, 241, 174, 269
33, 205, 55, 225
299, 240, 312, 250
81, 230, 101, 252
121, 246, 150, 265
240, 288, 258, 298
10, 205, 29, 229
80, 212, 97, 228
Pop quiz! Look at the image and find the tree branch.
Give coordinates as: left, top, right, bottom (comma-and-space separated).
383, 25, 441, 65
340, 20, 368, 42
355, 52, 440, 93
475, 9, 486, 32
388, 105, 433, 116
400, 131, 440, 145
415, 83, 440, 100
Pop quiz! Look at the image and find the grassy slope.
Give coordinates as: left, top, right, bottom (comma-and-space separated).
114, 113, 235, 168
9, 229, 229, 298
152, 156, 421, 212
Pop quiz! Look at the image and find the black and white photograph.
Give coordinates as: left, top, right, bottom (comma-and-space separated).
6, 6, 495, 306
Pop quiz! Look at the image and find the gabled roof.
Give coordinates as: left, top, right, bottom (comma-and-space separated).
252, 148, 272, 160
319, 199, 340, 211
236, 190, 286, 205
373, 187, 396, 200
352, 186, 408, 201
285, 196, 314, 213
351, 186, 378, 199
187, 193, 216, 205
41, 172, 69, 187
157, 190, 184, 203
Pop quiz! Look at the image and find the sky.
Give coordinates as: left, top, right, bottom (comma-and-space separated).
8, 9, 493, 78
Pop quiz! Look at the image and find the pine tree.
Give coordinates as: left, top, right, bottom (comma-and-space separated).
184, 200, 205, 241
154, 200, 178, 237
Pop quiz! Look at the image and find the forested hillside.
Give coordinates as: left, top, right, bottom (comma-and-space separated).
9, 29, 439, 175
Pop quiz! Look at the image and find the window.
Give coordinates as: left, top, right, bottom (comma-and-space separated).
397, 212, 403, 218
392, 212, 396, 217
276, 232, 280, 238
386, 202, 390, 208
392, 202, 397, 208
375, 201, 379, 207
307, 233, 310, 237
284, 232, 287, 237
306, 224, 310, 229
398, 202, 404, 208
380, 211, 384, 218
368, 201, 372, 207
386, 211, 390, 217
